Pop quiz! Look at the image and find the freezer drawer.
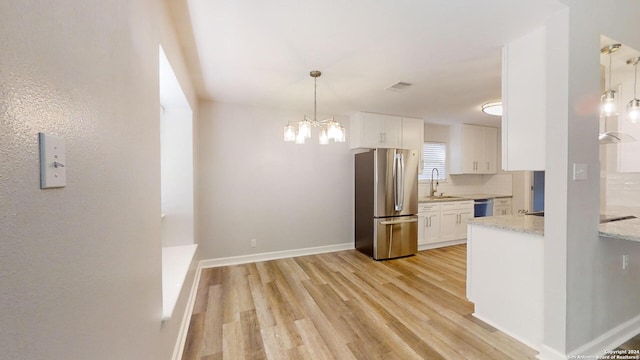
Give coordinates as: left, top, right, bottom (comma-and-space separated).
373, 215, 418, 260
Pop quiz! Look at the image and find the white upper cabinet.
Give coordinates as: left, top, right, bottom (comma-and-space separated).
350, 112, 402, 148
502, 25, 546, 171
350, 112, 423, 152
449, 124, 498, 174
401, 117, 425, 173
401, 117, 424, 150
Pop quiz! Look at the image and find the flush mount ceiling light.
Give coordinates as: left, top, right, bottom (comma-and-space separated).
283, 70, 345, 145
481, 102, 502, 116
601, 44, 621, 117
627, 56, 640, 123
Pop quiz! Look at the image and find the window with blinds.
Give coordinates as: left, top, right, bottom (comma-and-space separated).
419, 142, 446, 181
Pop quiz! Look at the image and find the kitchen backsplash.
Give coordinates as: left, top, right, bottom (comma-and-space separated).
419, 173, 513, 197
600, 138, 640, 216
604, 172, 640, 215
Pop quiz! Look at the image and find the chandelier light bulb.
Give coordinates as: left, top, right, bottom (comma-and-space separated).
628, 99, 640, 123
601, 44, 621, 117
602, 90, 617, 117
628, 57, 640, 123
336, 126, 346, 143
284, 124, 296, 142
299, 120, 311, 139
319, 129, 329, 145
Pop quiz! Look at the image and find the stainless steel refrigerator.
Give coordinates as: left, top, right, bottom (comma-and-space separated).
355, 148, 418, 260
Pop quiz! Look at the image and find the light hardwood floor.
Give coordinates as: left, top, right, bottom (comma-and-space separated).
182, 245, 540, 359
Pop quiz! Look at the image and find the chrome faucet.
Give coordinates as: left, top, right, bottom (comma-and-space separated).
430, 168, 439, 197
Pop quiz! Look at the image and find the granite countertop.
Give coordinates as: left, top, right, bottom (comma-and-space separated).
418, 196, 473, 203
467, 213, 640, 242
419, 193, 512, 203
460, 193, 513, 200
599, 218, 640, 242
467, 214, 544, 236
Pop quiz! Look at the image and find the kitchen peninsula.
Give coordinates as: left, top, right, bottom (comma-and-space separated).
466, 214, 544, 350
466, 213, 640, 352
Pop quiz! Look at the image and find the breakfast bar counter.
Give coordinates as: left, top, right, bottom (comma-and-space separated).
467, 213, 640, 242
467, 214, 544, 236
466, 215, 544, 350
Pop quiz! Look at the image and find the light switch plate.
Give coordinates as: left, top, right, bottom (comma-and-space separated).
39, 133, 66, 188
573, 163, 587, 181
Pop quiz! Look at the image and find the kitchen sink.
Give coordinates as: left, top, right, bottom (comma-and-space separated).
428, 196, 460, 199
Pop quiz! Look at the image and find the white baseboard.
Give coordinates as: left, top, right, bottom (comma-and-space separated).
567, 313, 640, 359
171, 259, 204, 360
471, 312, 540, 352
537, 345, 567, 360
199, 242, 354, 269
418, 239, 466, 251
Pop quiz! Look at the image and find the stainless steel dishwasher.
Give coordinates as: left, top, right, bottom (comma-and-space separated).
474, 199, 493, 217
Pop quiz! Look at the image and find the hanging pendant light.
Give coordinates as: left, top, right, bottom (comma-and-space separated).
598, 44, 635, 144
283, 70, 345, 145
601, 44, 621, 117
627, 57, 640, 123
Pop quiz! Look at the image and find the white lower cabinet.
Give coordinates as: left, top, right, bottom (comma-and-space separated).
418, 203, 441, 246
418, 200, 474, 249
493, 198, 512, 216
440, 201, 474, 241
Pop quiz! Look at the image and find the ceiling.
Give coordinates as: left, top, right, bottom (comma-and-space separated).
169, 0, 566, 127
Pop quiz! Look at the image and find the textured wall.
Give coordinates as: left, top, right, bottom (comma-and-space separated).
0, 0, 194, 359
196, 101, 353, 259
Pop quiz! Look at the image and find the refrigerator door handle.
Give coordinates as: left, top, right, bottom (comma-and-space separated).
379, 218, 418, 225
393, 152, 397, 210
393, 152, 404, 211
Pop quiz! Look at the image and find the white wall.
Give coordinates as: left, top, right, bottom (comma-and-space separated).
160, 45, 194, 248
196, 101, 353, 259
161, 106, 194, 247
544, 0, 640, 355
0, 1, 197, 359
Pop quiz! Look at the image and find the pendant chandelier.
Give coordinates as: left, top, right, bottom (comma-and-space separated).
283, 70, 345, 145
601, 44, 621, 117
627, 57, 640, 123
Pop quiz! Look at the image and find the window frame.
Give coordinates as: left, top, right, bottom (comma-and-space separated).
418, 141, 447, 182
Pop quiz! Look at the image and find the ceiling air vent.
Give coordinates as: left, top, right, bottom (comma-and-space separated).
386, 81, 413, 92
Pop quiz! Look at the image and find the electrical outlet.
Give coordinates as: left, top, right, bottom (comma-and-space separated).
250, 239, 257, 248
623, 254, 629, 270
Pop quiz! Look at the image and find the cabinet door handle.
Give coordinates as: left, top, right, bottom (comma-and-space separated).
486, 161, 490, 171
